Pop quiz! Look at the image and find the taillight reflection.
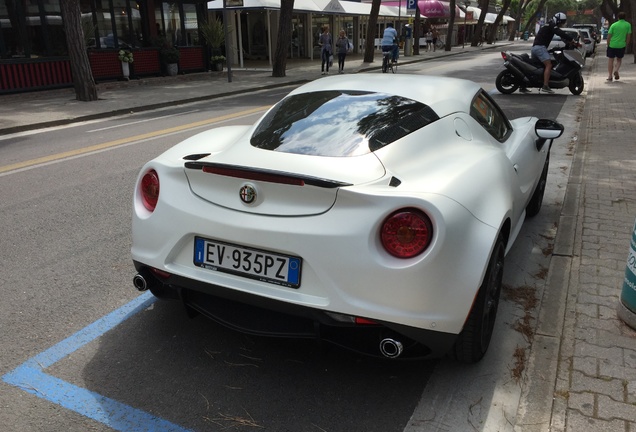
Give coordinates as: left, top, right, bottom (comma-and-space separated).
380, 209, 433, 258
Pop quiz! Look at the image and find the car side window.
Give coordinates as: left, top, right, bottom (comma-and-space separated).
470, 91, 511, 141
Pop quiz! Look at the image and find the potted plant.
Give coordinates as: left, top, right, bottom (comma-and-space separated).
160, 46, 180, 76
210, 55, 226, 72
200, 17, 231, 72
118, 49, 133, 80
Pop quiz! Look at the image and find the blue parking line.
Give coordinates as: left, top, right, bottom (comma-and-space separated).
2, 291, 193, 432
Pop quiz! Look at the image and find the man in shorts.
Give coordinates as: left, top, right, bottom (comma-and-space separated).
607, 11, 632, 81
531, 12, 576, 93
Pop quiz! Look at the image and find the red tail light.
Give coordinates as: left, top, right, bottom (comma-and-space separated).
355, 317, 378, 325
501, 52, 508, 61
381, 209, 433, 258
140, 169, 160, 212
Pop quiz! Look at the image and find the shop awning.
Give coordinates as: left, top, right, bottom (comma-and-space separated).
417, 0, 458, 18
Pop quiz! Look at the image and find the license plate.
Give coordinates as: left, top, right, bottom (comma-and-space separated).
194, 237, 302, 288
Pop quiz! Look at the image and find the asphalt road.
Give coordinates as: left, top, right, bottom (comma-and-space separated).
0, 49, 580, 432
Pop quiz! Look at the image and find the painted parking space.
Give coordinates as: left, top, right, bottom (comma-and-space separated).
2, 292, 192, 432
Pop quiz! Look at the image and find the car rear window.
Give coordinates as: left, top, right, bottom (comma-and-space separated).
250, 90, 439, 156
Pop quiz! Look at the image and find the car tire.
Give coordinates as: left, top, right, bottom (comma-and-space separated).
452, 234, 505, 364
526, 153, 550, 217
495, 70, 520, 94
568, 72, 584, 95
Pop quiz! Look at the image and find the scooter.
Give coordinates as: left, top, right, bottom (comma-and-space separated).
495, 43, 585, 95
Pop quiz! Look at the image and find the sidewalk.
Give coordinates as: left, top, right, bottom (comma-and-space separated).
0, 45, 489, 136
3, 42, 636, 432
518, 50, 636, 431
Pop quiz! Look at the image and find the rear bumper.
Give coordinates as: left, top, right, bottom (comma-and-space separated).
134, 261, 457, 359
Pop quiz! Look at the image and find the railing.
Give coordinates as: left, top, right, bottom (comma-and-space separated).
0, 58, 72, 94
0, 47, 206, 94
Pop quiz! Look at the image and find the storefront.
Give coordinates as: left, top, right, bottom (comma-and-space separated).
1, 0, 208, 94
209, 0, 403, 67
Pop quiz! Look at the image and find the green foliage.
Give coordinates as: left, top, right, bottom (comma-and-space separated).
160, 47, 180, 64
200, 17, 232, 50
118, 49, 133, 63
81, 17, 97, 46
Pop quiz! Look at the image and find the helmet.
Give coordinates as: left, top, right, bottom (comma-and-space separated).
553, 12, 567, 25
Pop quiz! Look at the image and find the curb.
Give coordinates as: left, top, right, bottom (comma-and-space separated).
516, 51, 597, 431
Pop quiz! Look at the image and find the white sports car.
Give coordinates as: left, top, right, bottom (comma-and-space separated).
131, 74, 564, 363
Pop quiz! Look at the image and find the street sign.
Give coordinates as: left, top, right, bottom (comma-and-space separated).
407, 0, 417, 12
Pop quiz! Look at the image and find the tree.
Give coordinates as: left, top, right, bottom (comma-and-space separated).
364, 0, 382, 63
521, 0, 549, 36
272, 0, 294, 77
60, 0, 97, 101
471, 0, 490, 46
445, 0, 457, 51
486, 0, 513, 44
508, 0, 533, 41
414, 6, 422, 55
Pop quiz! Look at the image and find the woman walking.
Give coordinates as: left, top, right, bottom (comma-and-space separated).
335, 30, 351, 73
319, 25, 332, 75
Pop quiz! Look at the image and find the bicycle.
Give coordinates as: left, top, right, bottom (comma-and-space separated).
382, 50, 397, 73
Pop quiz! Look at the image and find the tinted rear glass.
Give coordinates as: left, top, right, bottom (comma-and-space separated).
250, 90, 439, 156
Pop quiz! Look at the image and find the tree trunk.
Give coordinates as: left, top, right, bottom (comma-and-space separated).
60, 0, 98, 101
522, 0, 548, 36
445, 0, 457, 51
272, 0, 295, 77
364, 0, 382, 63
486, 0, 511, 44
470, 0, 489, 46
413, 7, 421, 55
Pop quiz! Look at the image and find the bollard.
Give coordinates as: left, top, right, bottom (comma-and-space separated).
618, 217, 636, 329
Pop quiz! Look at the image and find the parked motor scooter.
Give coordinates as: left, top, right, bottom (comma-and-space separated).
495, 42, 585, 95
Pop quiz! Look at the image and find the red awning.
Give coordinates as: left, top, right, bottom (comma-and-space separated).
417, 0, 459, 18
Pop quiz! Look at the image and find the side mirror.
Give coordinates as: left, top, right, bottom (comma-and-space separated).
535, 119, 564, 139
535, 119, 564, 151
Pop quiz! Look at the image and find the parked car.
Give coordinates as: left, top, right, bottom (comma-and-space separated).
87, 35, 131, 49
131, 74, 564, 364
548, 28, 586, 63
577, 28, 596, 56
572, 23, 601, 43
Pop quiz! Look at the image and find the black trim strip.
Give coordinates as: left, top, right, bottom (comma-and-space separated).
184, 161, 352, 189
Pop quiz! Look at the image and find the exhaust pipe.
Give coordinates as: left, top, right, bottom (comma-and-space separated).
133, 272, 149, 291
504, 60, 532, 85
379, 338, 404, 358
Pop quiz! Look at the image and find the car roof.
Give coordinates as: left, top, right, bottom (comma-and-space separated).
286, 74, 481, 118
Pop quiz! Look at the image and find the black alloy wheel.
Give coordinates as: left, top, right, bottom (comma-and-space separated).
452, 234, 505, 364
495, 70, 520, 94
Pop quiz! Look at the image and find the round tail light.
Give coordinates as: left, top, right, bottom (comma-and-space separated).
140, 169, 160, 212
381, 209, 433, 258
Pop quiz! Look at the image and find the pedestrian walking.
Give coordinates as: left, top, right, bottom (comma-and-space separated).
432, 28, 439, 51
606, 11, 632, 81
425, 30, 433, 52
334, 30, 351, 74
319, 25, 332, 75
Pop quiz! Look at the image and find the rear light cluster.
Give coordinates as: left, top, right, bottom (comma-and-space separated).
380, 208, 433, 258
140, 169, 160, 212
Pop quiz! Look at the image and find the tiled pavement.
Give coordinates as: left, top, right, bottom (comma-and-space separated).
544, 49, 636, 431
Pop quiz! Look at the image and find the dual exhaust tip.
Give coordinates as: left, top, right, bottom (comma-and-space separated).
134, 271, 405, 359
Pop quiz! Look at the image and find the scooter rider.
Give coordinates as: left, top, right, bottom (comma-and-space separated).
531, 12, 577, 94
